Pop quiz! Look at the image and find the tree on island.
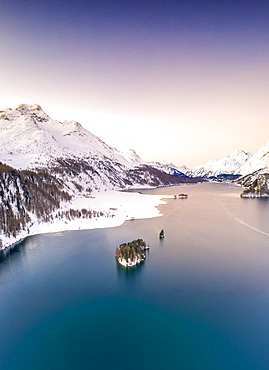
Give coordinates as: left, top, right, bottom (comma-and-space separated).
115, 239, 148, 267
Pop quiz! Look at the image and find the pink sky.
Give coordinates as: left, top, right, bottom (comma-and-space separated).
1, 0, 268, 167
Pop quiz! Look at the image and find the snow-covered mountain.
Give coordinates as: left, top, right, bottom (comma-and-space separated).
0, 104, 190, 193
114, 149, 190, 177
233, 143, 269, 196
191, 149, 252, 178
148, 162, 189, 177
190, 142, 269, 181
238, 141, 269, 176
115, 148, 145, 165
0, 104, 131, 171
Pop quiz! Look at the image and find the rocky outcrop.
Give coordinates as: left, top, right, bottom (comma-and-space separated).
240, 173, 269, 198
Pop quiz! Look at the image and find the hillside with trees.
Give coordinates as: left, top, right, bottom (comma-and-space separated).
0, 163, 71, 243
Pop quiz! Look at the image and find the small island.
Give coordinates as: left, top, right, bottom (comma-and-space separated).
115, 238, 149, 267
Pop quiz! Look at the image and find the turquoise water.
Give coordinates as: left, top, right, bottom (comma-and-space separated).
1, 183, 269, 369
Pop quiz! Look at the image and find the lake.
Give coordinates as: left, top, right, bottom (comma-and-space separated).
1, 182, 269, 369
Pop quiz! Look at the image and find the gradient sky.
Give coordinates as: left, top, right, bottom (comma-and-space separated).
1, 0, 268, 167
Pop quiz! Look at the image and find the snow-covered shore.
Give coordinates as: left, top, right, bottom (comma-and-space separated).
0, 190, 170, 251
117, 254, 145, 267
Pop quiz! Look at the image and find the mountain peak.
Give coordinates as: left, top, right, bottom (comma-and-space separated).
229, 149, 251, 158
16, 104, 42, 112
11, 103, 51, 123
114, 148, 144, 165
0, 104, 122, 169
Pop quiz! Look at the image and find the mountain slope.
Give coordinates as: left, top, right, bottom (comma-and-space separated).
0, 104, 130, 170
148, 162, 189, 177
0, 162, 71, 246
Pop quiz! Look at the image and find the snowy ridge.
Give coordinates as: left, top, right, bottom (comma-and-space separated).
115, 148, 145, 165
115, 149, 190, 176
148, 162, 189, 177
0, 104, 131, 170
191, 149, 252, 178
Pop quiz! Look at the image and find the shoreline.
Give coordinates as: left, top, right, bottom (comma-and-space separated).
0, 190, 171, 252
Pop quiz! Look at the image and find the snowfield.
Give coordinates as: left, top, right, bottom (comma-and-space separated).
1, 190, 170, 251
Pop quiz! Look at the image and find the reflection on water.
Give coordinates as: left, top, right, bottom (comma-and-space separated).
1, 183, 269, 369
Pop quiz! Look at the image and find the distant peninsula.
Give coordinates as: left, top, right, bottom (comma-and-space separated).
115, 239, 149, 267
